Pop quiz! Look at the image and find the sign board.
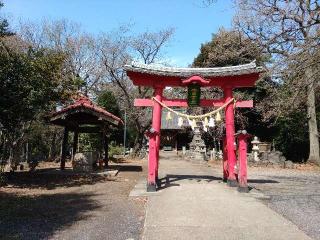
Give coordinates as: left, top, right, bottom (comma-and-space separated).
187, 84, 201, 107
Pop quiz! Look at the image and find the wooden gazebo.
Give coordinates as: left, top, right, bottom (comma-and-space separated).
49, 95, 123, 170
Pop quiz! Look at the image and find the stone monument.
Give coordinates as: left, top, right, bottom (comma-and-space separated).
73, 151, 98, 172
188, 125, 207, 162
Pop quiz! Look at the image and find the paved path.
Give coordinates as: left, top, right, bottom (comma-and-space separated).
138, 154, 312, 240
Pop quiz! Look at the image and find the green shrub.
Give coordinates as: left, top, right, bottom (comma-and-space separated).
108, 142, 123, 158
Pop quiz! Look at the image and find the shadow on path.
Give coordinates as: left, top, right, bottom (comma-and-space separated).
156, 174, 280, 190
248, 179, 279, 184
0, 191, 101, 240
109, 165, 143, 172
157, 174, 221, 189
3, 170, 112, 190
4, 163, 143, 190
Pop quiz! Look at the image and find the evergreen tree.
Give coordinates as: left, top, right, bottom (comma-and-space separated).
0, 1, 14, 37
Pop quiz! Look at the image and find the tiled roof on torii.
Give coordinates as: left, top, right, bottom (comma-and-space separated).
124, 61, 264, 88
125, 61, 263, 77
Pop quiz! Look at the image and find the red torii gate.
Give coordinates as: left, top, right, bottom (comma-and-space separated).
124, 62, 263, 192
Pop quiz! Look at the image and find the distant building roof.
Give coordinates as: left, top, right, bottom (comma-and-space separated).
161, 109, 188, 130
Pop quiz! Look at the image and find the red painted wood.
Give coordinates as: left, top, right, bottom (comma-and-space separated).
155, 92, 162, 181
238, 133, 250, 189
126, 71, 259, 88
234, 100, 253, 108
181, 75, 210, 86
223, 137, 228, 182
148, 87, 163, 188
134, 99, 253, 108
224, 87, 237, 183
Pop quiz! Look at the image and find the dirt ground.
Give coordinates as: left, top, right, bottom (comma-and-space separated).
0, 159, 147, 240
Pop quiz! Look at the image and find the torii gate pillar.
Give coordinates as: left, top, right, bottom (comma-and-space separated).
147, 86, 163, 192
224, 87, 237, 186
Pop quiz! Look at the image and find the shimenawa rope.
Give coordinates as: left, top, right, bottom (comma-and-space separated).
152, 97, 235, 120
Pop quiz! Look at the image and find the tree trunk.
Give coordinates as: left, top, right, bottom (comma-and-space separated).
0, 135, 7, 163
306, 68, 320, 165
48, 129, 57, 160
132, 130, 145, 157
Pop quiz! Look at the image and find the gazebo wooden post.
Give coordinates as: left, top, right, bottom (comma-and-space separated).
147, 86, 163, 192
224, 87, 238, 186
61, 127, 69, 170
72, 130, 79, 160
103, 130, 109, 168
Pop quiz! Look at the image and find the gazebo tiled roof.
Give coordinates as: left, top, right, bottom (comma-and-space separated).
50, 95, 123, 127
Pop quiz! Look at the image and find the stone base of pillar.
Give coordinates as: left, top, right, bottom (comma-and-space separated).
238, 186, 249, 193
227, 179, 238, 187
156, 177, 161, 188
147, 183, 157, 192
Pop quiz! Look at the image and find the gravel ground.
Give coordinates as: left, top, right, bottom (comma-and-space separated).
0, 160, 146, 240
248, 166, 320, 240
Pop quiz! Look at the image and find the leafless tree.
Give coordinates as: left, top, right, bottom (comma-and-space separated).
234, 0, 320, 164
16, 19, 104, 163
19, 19, 103, 95
98, 27, 174, 154
18, 20, 174, 155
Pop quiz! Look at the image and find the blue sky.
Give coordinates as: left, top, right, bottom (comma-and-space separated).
3, 0, 235, 66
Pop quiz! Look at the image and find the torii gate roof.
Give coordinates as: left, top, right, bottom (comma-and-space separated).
124, 61, 264, 88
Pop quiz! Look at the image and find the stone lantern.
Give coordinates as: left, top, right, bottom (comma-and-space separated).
189, 123, 207, 162
251, 136, 260, 162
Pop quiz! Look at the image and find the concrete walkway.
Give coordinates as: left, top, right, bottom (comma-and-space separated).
135, 153, 312, 240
